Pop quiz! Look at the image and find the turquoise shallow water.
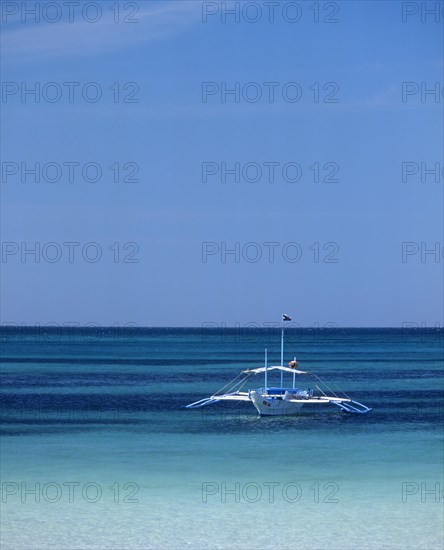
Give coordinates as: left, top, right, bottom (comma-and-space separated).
1, 327, 443, 549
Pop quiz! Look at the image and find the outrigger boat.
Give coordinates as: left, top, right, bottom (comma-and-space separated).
187, 315, 371, 416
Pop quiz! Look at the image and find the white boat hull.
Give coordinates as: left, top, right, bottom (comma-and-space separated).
249, 391, 305, 416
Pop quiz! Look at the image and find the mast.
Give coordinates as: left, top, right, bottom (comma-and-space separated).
264, 348, 268, 394
280, 314, 292, 389
280, 327, 284, 388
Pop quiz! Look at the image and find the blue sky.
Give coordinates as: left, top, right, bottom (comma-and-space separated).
1, 0, 443, 327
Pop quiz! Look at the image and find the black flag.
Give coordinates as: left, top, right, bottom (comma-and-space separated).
282, 314, 292, 322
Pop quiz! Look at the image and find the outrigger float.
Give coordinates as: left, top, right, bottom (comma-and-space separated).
187, 315, 372, 416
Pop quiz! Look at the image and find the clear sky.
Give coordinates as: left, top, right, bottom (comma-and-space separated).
1, 0, 443, 327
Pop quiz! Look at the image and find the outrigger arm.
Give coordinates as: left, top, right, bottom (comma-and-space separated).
186, 392, 251, 408
329, 400, 372, 414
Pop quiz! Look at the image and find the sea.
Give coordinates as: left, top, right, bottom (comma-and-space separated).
1, 326, 443, 550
